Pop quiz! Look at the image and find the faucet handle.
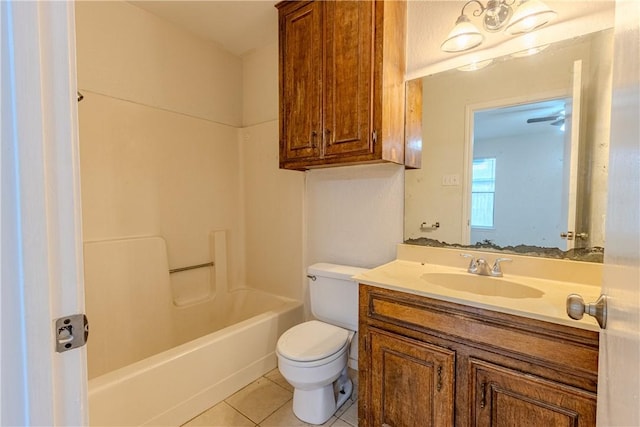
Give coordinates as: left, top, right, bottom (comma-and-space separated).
460, 253, 477, 272
491, 258, 512, 276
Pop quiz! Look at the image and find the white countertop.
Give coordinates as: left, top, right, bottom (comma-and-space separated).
355, 259, 601, 332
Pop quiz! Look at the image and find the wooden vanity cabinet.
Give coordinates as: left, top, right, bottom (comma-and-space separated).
359, 284, 599, 427
276, 0, 407, 170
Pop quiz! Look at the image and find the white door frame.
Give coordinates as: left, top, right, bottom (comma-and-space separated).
1, 1, 88, 425
563, 60, 584, 252
462, 89, 568, 245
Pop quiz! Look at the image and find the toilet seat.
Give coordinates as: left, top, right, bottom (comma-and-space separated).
277, 320, 350, 366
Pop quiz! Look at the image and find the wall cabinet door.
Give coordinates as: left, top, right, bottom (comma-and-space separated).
369, 329, 455, 427
277, 0, 407, 170
471, 359, 597, 427
279, 1, 322, 163
322, 0, 373, 159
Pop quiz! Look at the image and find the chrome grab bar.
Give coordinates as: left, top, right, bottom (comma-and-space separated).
169, 261, 214, 274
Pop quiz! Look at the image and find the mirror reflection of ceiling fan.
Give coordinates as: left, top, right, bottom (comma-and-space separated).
526, 110, 565, 126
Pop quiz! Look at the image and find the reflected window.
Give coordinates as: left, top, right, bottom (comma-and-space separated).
471, 158, 496, 228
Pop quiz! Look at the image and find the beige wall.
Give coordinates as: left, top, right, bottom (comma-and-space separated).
77, 1, 306, 307
76, 1, 242, 126
76, 1, 247, 297
242, 42, 279, 127
77, 1, 251, 377
306, 164, 404, 269
76, 1, 420, 325
240, 42, 306, 300
583, 31, 613, 247
76, 0, 247, 311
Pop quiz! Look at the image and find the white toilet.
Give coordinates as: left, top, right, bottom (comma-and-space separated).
276, 263, 369, 425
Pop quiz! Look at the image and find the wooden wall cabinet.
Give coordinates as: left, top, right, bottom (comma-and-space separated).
276, 0, 408, 170
359, 284, 599, 427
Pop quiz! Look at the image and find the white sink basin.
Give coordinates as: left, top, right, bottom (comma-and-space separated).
421, 272, 544, 299
354, 258, 600, 330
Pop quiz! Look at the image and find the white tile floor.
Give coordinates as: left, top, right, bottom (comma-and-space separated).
182, 369, 358, 427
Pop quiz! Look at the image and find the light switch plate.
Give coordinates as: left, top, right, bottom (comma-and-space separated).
441, 174, 460, 186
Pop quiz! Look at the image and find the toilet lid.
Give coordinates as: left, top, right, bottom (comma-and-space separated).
277, 320, 349, 362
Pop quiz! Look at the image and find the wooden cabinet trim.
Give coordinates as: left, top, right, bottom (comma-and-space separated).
404, 79, 422, 168
364, 285, 598, 340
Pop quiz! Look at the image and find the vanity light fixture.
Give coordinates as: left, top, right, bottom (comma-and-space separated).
441, 0, 556, 53
510, 43, 549, 57
505, 0, 557, 35
440, 13, 485, 53
457, 58, 494, 71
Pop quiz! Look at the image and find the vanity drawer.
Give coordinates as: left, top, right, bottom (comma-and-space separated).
360, 284, 599, 380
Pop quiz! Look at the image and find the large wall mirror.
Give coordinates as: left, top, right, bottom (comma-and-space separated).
404, 23, 614, 263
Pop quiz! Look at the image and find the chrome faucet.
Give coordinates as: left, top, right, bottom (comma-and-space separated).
461, 254, 512, 277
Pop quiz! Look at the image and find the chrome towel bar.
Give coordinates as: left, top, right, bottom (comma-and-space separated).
169, 261, 214, 274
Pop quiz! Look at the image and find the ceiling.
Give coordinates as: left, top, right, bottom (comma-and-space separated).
130, 1, 279, 57
475, 98, 567, 140
130, 1, 615, 69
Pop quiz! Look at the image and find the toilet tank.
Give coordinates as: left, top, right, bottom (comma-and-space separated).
308, 263, 369, 331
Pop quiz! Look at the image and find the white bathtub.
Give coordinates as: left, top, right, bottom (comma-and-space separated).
88, 289, 303, 426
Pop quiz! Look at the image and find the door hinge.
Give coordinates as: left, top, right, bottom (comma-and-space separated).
55, 314, 89, 353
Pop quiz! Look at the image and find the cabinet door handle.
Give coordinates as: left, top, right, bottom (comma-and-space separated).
311, 131, 318, 148
480, 382, 487, 408
324, 128, 331, 145
436, 365, 443, 392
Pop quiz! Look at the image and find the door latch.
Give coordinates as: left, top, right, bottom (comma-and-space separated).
55, 314, 89, 353
560, 231, 589, 240
566, 294, 607, 329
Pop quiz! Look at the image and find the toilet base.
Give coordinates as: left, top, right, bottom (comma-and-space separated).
292, 369, 353, 425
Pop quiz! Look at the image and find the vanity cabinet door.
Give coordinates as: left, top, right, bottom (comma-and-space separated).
471, 359, 597, 427
369, 329, 455, 427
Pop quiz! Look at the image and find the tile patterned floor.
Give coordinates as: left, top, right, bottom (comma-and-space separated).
183, 369, 358, 427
